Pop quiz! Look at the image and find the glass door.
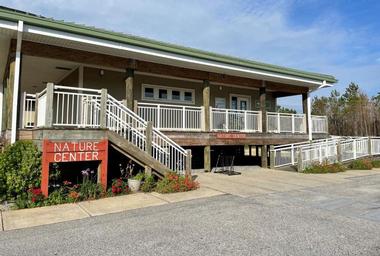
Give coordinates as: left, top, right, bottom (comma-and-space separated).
231, 96, 250, 110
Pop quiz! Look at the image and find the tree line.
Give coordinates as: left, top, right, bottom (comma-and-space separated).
311, 83, 380, 136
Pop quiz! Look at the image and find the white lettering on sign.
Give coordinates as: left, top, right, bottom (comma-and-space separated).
52, 141, 101, 162
53, 152, 100, 162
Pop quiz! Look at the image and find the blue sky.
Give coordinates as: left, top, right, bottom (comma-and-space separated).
1, 0, 379, 110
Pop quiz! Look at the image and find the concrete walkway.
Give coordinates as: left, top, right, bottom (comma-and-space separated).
1, 167, 378, 231
1, 187, 223, 231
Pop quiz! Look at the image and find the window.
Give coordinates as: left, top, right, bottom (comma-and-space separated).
184, 91, 193, 102
142, 84, 195, 104
172, 90, 180, 100
144, 87, 154, 98
159, 89, 168, 100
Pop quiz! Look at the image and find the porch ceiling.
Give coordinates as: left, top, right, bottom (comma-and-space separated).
20, 55, 78, 94
21, 32, 321, 89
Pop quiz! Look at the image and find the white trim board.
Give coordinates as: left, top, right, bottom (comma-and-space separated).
20, 23, 331, 88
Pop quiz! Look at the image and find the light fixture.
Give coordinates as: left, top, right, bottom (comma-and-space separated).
100, 69, 105, 76
219, 85, 222, 91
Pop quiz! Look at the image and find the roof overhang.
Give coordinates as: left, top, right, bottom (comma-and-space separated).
0, 12, 337, 91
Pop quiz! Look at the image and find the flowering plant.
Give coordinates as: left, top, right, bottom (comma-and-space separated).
155, 172, 199, 193
27, 187, 45, 206
111, 178, 129, 195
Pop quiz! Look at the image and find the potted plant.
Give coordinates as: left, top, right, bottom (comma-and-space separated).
128, 172, 144, 192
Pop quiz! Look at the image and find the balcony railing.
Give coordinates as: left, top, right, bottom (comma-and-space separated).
21, 93, 36, 128
210, 107, 262, 132
22, 92, 329, 135
137, 102, 203, 131
311, 115, 328, 133
267, 112, 306, 133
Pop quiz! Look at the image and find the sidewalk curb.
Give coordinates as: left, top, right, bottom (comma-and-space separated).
1, 210, 4, 231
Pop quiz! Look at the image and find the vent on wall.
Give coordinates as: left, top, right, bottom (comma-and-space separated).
55, 66, 72, 71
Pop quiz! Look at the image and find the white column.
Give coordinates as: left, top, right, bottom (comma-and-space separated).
307, 92, 312, 141
11, 20, 23, 144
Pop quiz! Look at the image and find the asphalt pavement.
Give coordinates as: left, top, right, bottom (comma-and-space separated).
1, 172, 380, 256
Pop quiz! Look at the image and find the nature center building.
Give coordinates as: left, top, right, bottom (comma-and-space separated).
0, 6, 336, 193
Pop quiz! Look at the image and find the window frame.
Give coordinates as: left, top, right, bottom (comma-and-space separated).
141, 84, 195, 105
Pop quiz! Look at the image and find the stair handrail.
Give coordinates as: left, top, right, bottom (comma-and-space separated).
106, 94, 188, 173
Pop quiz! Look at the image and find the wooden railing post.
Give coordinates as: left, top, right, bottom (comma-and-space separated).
269, 145, 275, 169
146, 121, 153, 156
368, 137, 372, 157
290, 114, 294, 133
182, 106, 186, 130
45, 83, 54, 127
297, 147, 303, 172
337, 140, 342, 163
100, 88, 107, 129
34, 93, 39, 128
185, 149, 192, 177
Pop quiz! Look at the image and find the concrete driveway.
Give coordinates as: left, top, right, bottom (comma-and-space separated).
197, 166, 378, 197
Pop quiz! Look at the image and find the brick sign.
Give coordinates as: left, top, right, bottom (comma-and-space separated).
41, 139, 108, 196
216, 133, 246, 139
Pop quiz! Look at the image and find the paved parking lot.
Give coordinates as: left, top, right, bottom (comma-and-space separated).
1, 168, 380, 255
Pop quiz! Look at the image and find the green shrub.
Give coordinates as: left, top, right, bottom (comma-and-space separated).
140, 174, 156, 192
44, 188, 67, 206
131, 172, 144, 181
303, 162, 346, 174
372, 160, 380, 168
155, 172, 199, 193
0, 140, 41, 200
350, 159, 373, 170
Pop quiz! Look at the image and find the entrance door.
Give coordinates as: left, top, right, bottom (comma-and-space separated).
230, 95, 250, 110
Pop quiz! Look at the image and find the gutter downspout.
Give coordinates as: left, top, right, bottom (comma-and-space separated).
10, 20, 23, 144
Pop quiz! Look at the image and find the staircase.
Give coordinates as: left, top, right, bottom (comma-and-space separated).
34, 84, 190, 176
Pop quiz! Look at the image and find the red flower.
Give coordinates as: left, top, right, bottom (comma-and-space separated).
31, 197, 36, 203
63, 180, 72, 186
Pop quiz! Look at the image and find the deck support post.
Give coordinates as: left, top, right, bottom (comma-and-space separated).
185, 149, 192, 177
45, 83, 54, 127
259, 82, 267, 133
204, 145, 211, 172
100, 88, 108, 128
261, 145, 268, 168
133, 100, 138, 114
269, 145, 275, 169
146, 121, 153, 156
125, 68, 134, 110
144, 166, 152, 176
297, 147, 303, 172
203, 80, 210, 131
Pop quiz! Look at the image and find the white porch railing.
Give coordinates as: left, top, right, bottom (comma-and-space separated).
21, 93, 36, 128
53, 86, 102, 127
210, 107, 262, 132
311, 115, 328, 133
36, 88, 47, 127
267, 112, 306, 133
137, 102, 203, 131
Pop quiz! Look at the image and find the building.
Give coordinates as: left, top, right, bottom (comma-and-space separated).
0, 7, 337, 194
